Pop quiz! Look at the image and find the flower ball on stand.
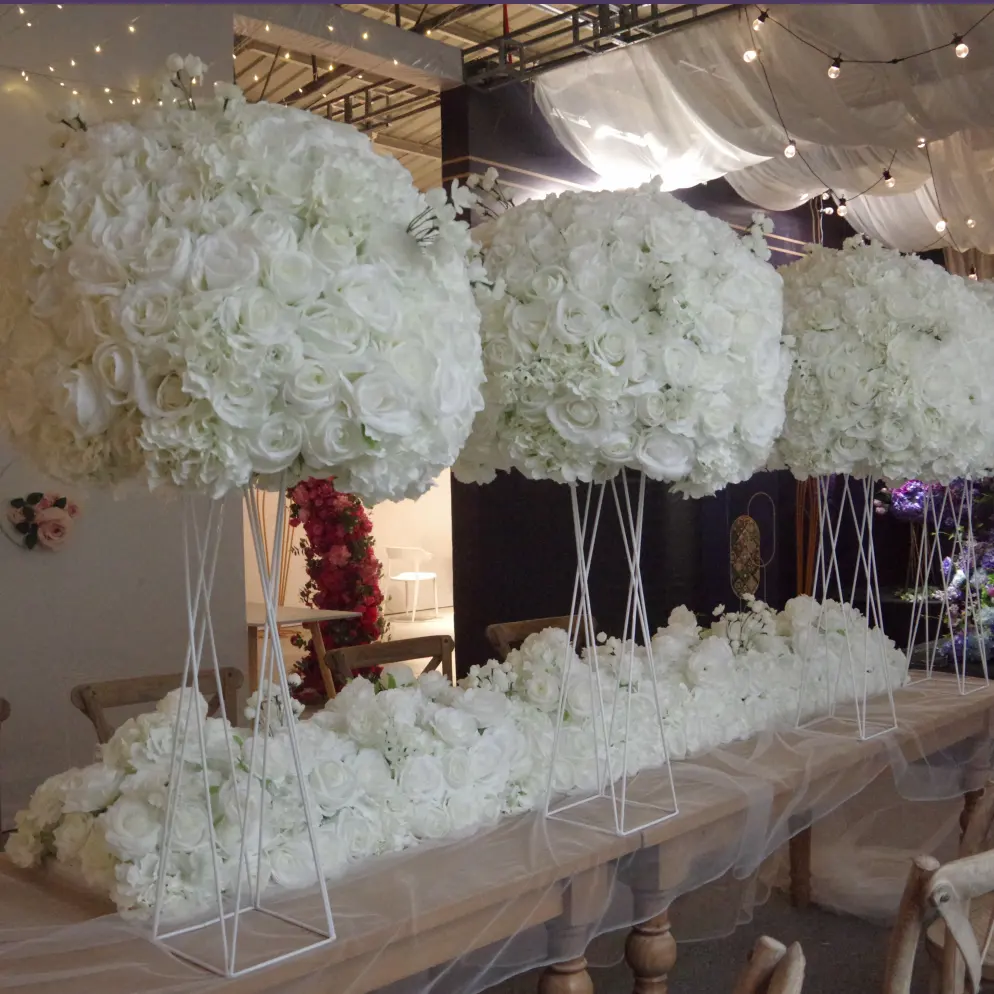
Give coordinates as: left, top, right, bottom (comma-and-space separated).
454, 180, 790, 833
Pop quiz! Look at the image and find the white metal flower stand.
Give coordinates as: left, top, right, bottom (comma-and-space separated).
544, 469, 679, 837
152, 476, 335, 977
795, 474, 898, 740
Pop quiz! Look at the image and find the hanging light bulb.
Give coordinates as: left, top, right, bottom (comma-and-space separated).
935, 218, 948, 233
969, 266, 979, 280
821, 206, 834, 216
827, 57, 842, 79
821, 191, 831, 201
917, 137, 927, 149
967, 217, 977, 228
743, 49, 758, 63
954, 36, 969, 58
752, 10, 768, 30
837, 198, 849, 217
784, 140, 797, 158
883, 169, 895, 188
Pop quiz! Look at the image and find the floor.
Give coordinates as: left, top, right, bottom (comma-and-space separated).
488, 891, 930, 994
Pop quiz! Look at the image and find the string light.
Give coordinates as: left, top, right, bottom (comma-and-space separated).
752, 10, 768, 30
362, 31, 369, 40
94, 45, 101, 53
954, 35, 969, 58
743, 48, 758, 63
17, 6, 23, 13
128, 24, 136, 34
426, 29, 432, 35
917, 137, 927, 149
935, 218, 947, 233
253, 74, 259, 81
104, 87, 110, 93
827, 56, 842, 79
264, 23, 270, 31
883, 169, 895, 188
836, 198, 849, 217
393, 59, 399, 65
821, 191, 830, 201
25, 21, 30, 27
59, 81, 64, 87
969, 266, 979, 280
821, 205, 834, 216
48, 66, 54, 73
327, 24, 334, 31
783, 140, 797, 158
283, 51, 290, 59
70, 59, 75, 67
967, 217, 977, 228
71, 89, 78, 95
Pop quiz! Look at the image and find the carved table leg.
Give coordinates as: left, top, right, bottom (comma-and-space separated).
961, 787, 984, 841
788, 825, 812, 909
538, 956, 594, 994
625, 911, 677, 994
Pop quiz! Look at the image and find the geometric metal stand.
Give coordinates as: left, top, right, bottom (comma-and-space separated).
795, 475, 898, 741
544, 469, 679, 837
907, 479, 990, 694
151, 476, 335, 976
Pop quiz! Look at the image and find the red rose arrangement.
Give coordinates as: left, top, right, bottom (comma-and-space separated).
287, 479, 386, 705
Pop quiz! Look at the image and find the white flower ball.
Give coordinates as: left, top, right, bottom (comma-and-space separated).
0, 71, 483, 503
779, 238, 994, 483
454, 183, 788, 497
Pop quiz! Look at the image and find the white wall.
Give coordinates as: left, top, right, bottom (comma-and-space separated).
243, 472, 455, 616
0, 6, 241, 826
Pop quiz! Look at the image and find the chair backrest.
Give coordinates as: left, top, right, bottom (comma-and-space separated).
0, 698, 9, 726
70, 668, 244, 745
884, 784, 994, 994
485, 615, 597, 662
327, 636, 454, 684
732, 936, 805, 994
384, 545, 432, 573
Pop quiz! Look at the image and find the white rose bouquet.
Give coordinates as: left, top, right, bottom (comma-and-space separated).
454, 182, 789, 497
0, 56, 485, 504
779, 237, 994, 483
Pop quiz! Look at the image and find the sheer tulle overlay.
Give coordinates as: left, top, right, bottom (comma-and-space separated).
1, 676, 989, 993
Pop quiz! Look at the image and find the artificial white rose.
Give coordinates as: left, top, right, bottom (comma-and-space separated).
309, 759, 359, 817
61, 766, 123, 814
53, 812, 95, 862
431, 707, 480, 749
269, 836, 320, 890
101, 797, 163, 861
398, 754, 446, 803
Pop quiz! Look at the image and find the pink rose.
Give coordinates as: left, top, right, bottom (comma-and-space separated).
34, 506, 72, 549
36, 496, 53, 510
65, 501, 80, 519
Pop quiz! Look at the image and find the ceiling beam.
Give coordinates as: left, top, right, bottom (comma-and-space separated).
373, 134, 441, 160
234, 5, 462, 90
354, 3, 496, 50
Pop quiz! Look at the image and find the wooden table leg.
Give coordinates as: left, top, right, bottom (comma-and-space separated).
788, 825, 812, 909
625, 911, 677, 994
539, 866, 607, 994
307, 622, 337, 700
247, 626, 259, 692
962, 717, 994, 840
538, 954, 593, 994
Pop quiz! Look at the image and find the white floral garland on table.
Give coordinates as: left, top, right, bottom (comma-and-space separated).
453, 181, 790, 498
779, 237, 994, 483
5, 595, 906, 921
0, 55, 484, 504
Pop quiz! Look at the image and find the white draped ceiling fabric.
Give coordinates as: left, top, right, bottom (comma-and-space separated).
534, 4, 994, 253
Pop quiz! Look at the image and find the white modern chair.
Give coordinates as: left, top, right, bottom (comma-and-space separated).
385, 547, 438, 622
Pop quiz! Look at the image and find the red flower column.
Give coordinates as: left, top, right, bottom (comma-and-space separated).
287, 479, 387, 704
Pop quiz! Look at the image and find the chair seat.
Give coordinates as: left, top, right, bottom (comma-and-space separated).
926, 891, 994, 978
391, 571, 436, 582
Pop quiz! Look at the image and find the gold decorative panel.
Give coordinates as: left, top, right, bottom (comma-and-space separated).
730, 514, 762, 598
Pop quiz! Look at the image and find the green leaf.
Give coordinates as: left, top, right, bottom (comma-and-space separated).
25, 493, 43, 505
24, 530, 38, 549
209, 785, 220, 796
213, 813, 225, 828
53, 497, 67, 509
14, 522, 30, 535
9, 498, 24, 509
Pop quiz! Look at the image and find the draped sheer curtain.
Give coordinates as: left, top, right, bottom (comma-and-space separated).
535, 5, 994, 253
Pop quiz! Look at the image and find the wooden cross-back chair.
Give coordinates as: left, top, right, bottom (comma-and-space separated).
327, 635, 455, 686
70, 669, 244, 745
0, 698, 9, 834
732, 936, 806, 994
884, 783, 994, 994
485, 615, 597, 662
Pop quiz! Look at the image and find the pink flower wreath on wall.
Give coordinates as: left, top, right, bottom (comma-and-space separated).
5, 492, 79, 551
287, 479, 387, 704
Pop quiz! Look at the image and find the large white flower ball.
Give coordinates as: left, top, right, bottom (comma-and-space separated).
0, 69, 483, 504
779, 237, 994, 483
453, 182, 788, 497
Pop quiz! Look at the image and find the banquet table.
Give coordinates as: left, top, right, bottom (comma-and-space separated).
2, 675, 993, 994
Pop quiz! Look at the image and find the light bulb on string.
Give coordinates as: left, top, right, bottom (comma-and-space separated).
954, 36, 969, 58
935, 218, 947, 233
821, 206, 834, 216
94, 45, 101, 53
784, 140, 797, 158
752, 10, 768, 30
70, 59, 75, 67
883, 169, 895, 188
917, 137, 927, 149
967, 217, 977, 228
743, 49, 758, 63
821, 191, 830, 201
970, 266, 979, 280
837, 198, 849, 217
827, 57, 842, 79
128, 24, 136, 34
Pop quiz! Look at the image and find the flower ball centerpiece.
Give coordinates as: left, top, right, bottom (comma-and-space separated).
779, 236, 994, 484
454, 181, 789, 498
0, 56, 484, 505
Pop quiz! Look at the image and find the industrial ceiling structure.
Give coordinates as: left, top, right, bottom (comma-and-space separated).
233, 4, 732, 189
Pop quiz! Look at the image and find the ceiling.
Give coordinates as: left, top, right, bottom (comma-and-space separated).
233, 4, 727, 190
